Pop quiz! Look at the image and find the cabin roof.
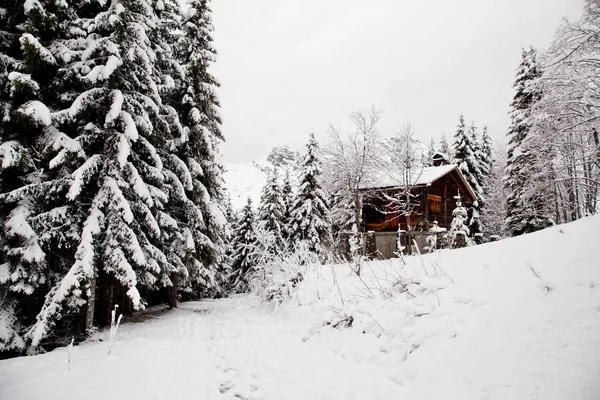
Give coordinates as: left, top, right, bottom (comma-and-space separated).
359, 164, 478, 200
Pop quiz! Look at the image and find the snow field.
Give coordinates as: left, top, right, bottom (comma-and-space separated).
1, 216, 600, 399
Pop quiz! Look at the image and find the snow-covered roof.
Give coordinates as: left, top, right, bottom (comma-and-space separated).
359, 164, 477, 200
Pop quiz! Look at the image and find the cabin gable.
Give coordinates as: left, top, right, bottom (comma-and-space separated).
361, 165, 477, 232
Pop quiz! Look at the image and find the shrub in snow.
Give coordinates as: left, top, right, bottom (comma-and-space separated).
108, 306, 123, 356
467, 201, 483, 240
425, 221, 447, 252
247, 241, 318, 304
449, 199, 470, 248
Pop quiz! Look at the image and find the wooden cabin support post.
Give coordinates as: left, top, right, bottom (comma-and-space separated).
443, 177, 448, 227
423, 187, 429, 228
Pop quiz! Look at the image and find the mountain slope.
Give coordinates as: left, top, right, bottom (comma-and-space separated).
224, 145, 300, 210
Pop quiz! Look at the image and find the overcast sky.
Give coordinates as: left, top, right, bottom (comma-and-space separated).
211, 0, 583, 163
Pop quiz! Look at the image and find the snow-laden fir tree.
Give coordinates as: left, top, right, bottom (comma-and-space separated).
280, 170, 293, 241
479, 127, 493, 183
453, 116, 484, 202
0, 0, 79, 353
1, 0, 231, 352
224, 194, 237, 227
24, 0, 199, 348
481, 127, 493, 169
467, 201, 483, 239
426, 138, 436, 166
215, 194, 236, 294
504, 47, 553, 236
258, 170, 286, 254
27, 0, 169, 346
230, 198, 258, 291
439, 133, 450, 156
165, 0, 230, 298
449, 197, 469, 248
288, 133, 331, 256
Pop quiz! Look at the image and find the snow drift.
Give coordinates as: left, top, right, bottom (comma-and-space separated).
1, 216, 599, 399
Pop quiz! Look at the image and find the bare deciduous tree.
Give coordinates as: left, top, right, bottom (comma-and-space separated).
526, 0, 600, 224
322, 106, 385, 273
377, 122, 426, 253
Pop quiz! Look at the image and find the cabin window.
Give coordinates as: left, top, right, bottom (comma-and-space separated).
428, 194, 442, 214
364, 204, 385, 223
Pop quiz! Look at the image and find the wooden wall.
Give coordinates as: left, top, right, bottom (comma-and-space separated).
363, 170, 476, 231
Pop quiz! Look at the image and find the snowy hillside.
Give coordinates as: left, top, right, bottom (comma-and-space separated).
224, 145, 300, 210
1, 217, 599, 399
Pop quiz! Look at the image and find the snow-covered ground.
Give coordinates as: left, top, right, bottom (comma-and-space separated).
2, 216, 600, 399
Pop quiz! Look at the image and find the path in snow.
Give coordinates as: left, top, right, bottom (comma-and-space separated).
0, 297, 405, 400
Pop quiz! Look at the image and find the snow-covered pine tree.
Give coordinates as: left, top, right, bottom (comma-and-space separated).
504, 47, 553, 236
480, 126, 493, 181
162, 0, 230, 299
426, 138, 436, 166
453, 116, 484, 202
449, 197, 469, 248
439, 133, 450, 155
0, 0, 79, 353
221, 194, 236, 276
467, 201, 483, 239
280, 170, 293, 241
288, 133, 331, 256
25, 0, 187, 348
258, 170, 286, 254
230, 198, 258, 291
224, 194, 237, 226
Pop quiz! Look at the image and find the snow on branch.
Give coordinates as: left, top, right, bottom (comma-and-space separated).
67, 155, 103, 200
27, 204, 105, 348
16, 101, 51, 127
0, 141, 26, 169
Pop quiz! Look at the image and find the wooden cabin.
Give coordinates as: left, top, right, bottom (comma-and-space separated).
360, 164, 477, 232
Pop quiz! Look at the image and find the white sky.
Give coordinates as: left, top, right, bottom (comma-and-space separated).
211, 0, 583, 162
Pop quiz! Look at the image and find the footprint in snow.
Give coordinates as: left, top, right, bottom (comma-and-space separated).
219, 381, 234, 394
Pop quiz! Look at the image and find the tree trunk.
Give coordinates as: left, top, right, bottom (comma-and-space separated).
593, 127, 600, 168
85, 275, 96, 332
105, 277, 114, 327
353, 191, 362, 234
169, 272, 178, 309
352, 189, 364, 276
123, 291, 133, 316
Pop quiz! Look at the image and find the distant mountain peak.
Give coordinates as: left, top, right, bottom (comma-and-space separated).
224, 145, 301, 209
266, 145, 301, 169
